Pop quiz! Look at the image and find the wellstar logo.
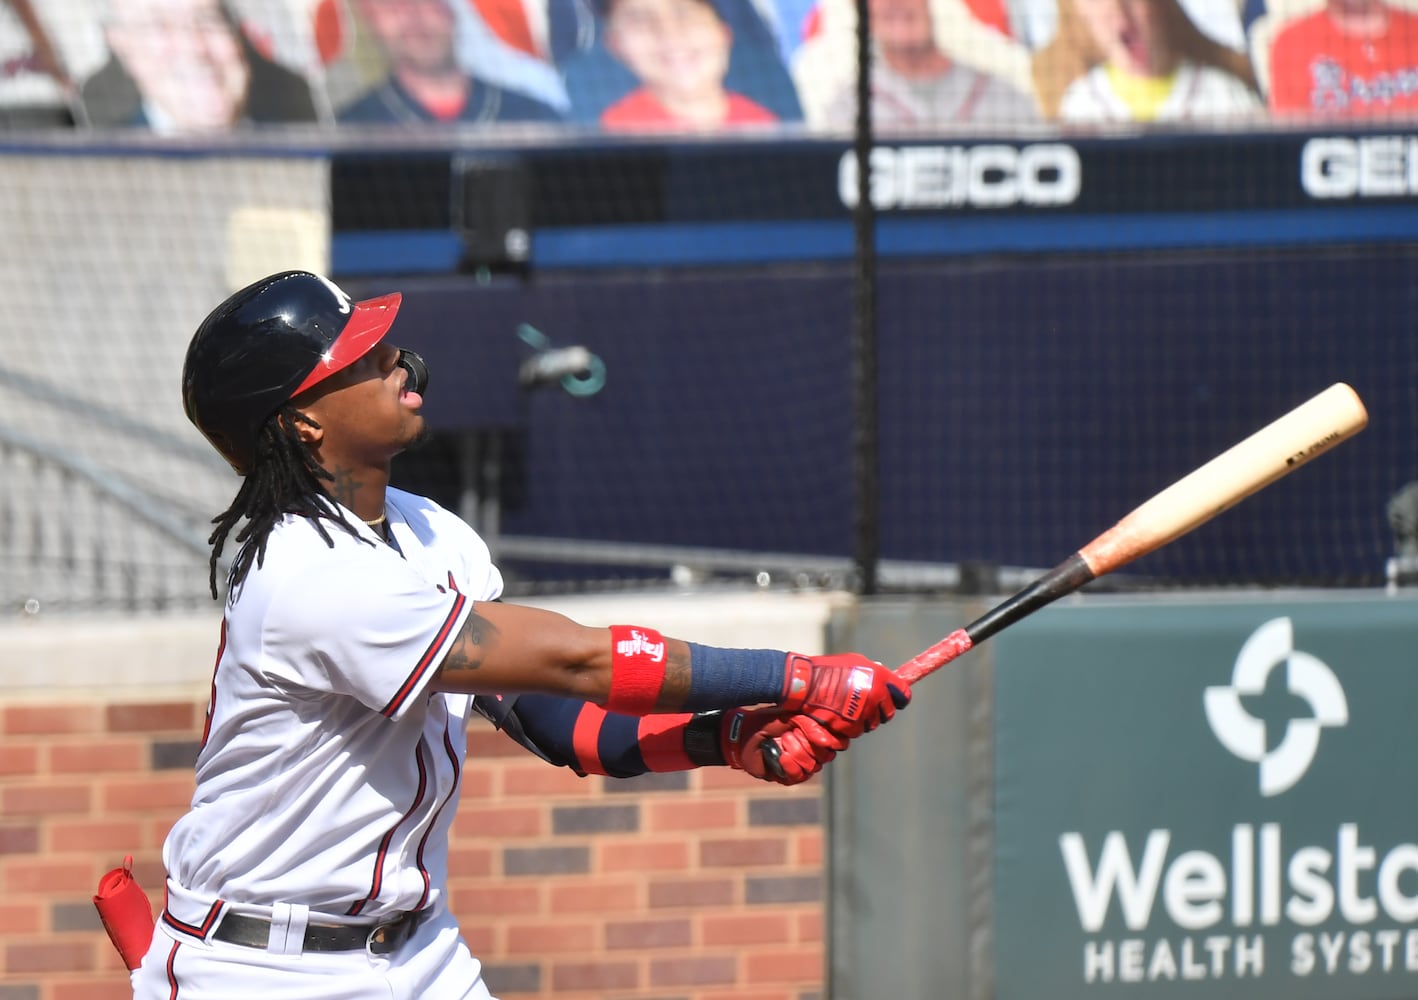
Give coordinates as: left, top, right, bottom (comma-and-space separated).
1203, 617, 1348, 796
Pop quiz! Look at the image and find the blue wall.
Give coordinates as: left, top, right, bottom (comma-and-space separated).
376, 244, 1416, 588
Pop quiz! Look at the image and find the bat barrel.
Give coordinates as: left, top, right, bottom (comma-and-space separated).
1080, 382, 1368, 576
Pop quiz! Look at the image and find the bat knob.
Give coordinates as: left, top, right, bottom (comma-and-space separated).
759, 740, 787, 781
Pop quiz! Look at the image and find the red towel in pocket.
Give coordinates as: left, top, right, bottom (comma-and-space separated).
93, 856, 155, 971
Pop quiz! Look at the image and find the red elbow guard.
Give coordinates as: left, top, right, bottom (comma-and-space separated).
606, 625, 669, 715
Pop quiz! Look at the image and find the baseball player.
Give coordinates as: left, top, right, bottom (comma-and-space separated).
131, 270, 910, 999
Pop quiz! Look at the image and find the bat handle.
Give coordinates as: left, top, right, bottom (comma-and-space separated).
895, 627, 973, 685
758, 626, 972, 780
759, 558, 1087, 777
895, 552, 1095, 685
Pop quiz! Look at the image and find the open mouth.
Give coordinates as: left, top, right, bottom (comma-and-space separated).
1118, 26, 1151, 70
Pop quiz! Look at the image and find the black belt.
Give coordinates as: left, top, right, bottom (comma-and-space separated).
211, 908, 427, 955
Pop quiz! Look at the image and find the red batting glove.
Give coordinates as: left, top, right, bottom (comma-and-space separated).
778, 652, 912, 742
721, 708, 847, 785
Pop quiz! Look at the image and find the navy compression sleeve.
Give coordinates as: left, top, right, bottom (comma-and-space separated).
509, 694, 724, 777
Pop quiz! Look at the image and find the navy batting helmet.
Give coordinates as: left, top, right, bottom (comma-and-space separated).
181, 270, 421, 474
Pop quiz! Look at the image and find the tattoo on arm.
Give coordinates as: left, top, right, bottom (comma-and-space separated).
442, 609, 500, 676
656, 643, 693, 710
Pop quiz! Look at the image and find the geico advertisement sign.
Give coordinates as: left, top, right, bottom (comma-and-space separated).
838, 144, 1082, 209
1302, 136, 1418, 198
1057, 617, 1414, 988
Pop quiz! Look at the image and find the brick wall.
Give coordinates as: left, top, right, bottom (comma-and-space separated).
0, 593, 844, 1000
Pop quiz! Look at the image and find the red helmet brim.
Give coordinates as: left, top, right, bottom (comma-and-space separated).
290, 291, 403, 397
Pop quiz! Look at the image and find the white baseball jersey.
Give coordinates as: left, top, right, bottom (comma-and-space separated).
162, 487, 502, 921
1058, 61, 1262, 122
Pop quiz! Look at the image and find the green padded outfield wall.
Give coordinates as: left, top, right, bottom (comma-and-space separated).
993, 592, 1418, 1000
826, 597, 997, 1000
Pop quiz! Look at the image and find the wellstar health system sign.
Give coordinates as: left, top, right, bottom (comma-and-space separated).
992, 594, 1418, 1000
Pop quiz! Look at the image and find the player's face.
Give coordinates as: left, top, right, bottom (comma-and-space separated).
605, 0, 733, 102
294, 340, 427, 474
1074, 0, 1173, 76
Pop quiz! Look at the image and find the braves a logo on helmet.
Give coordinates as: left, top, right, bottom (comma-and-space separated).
313, 274, 353, 314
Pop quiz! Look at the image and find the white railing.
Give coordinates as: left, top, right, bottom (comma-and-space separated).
0, 425, 220, 617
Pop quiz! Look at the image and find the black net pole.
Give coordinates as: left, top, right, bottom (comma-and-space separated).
850, 0, 878, 595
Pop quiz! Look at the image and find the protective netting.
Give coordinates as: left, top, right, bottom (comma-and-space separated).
2, 0, 1417, 617
0, 153, 329, 614
382, 249, 1415, 595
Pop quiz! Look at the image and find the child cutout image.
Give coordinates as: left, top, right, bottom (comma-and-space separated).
1265, 0, 1418, 116
1033, 0, 1261, 121
599, 0, 778, 129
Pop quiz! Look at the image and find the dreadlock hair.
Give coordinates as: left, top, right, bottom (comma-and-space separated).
205, 405, 371, 599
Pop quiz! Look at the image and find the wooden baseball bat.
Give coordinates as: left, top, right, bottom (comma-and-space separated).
895, 381, 1368, 686
760, 383, 1367, 778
